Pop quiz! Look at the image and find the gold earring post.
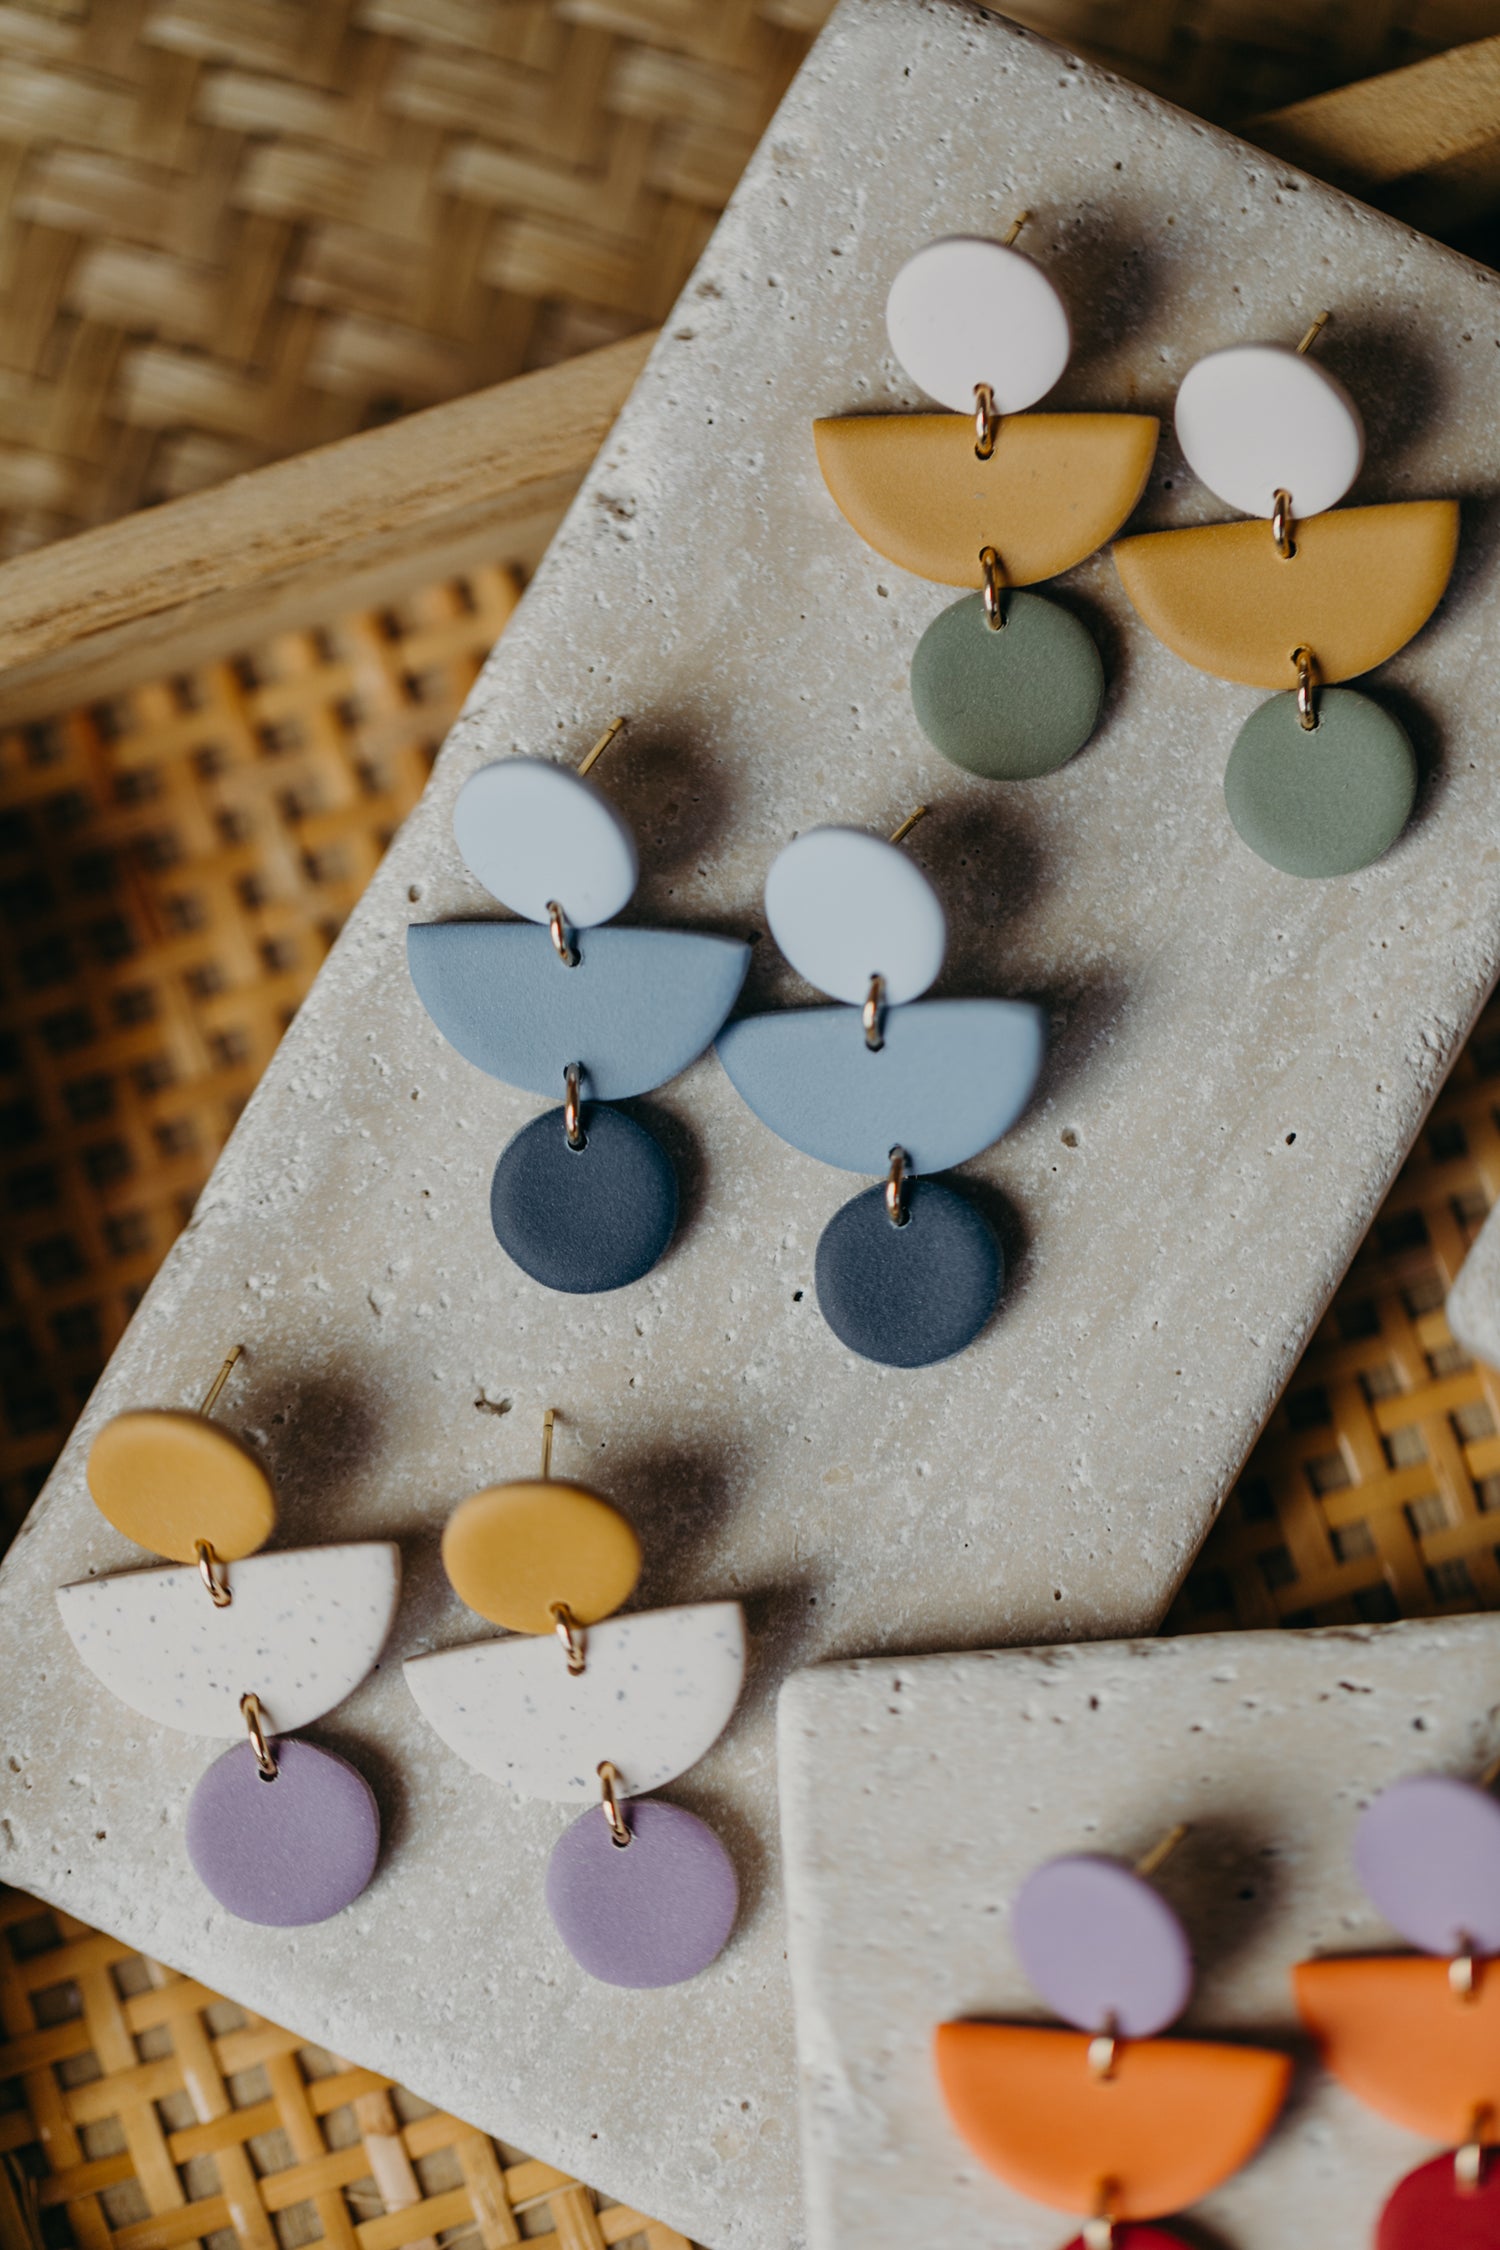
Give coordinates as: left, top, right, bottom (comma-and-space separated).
1296, 310, 1331, 356
199, 1345, 243, 1417
1135, 1822, 1190, 1880
540, 1407, 557, 1480
1002, 211, 1031, 248
888, 805, 929, 849
577, 716, 627, 777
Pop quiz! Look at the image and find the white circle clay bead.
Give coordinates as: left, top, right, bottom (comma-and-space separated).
765, 828, 946, 1006
1174, 343, 1364, 520
885, 237, 1071, 416
452, 758, 639, 926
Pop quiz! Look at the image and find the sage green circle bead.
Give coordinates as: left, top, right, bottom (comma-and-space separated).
910, 590, 1106, 780
1224, 688, 1416, 879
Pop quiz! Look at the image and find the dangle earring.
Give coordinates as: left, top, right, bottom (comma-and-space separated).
407, 718, 750, 1293
935, 1829, 1291, 2246
405, 1409, 746, 1989
815, 221, 1158, 779
1294, 1757, 1500, 2241
55, 1348, 400, 1926
1115, 314, 1459, 877
716, 809, 1045, 1368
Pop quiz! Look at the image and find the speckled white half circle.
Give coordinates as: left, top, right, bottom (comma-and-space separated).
404, 1602, 746, 1801
56, 1545, 401, 1736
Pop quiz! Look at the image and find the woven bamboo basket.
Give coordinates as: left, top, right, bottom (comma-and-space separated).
0, 1889, 689, 2250
4, 17, 1500, 2250
0, 0, 1492, 561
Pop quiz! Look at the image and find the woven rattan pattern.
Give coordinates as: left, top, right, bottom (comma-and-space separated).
1168, 995, 1500, 1631
0, 564, 518, 1553
0, 0, 1491, 560
0, 1888, 690, 2250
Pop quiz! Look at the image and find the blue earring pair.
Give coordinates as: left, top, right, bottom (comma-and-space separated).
407, 726, 1045, 1366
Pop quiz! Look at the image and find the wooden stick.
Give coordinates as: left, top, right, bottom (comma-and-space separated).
0, 329, 653, 724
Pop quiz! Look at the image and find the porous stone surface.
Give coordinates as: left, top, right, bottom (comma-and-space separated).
1447, 1201, 1500, 1366
4, 3, 1500, 2244
778, 1619, 1500, 2249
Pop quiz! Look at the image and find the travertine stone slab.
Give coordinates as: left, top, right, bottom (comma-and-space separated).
1447, 1202, 1500, 1365
778, 1620, 1500, 2250
5, 2, 1500, 2244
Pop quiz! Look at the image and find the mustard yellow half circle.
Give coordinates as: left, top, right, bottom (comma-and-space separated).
1113, 499, 1459, 688
933, 2022, 1290, 2221
813, 412, 1159, 588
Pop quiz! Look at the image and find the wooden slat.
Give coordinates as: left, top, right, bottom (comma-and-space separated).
1250, 32, 1500, 210
0, 330, 651, 723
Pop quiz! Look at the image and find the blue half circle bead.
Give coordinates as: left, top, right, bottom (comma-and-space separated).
408, 922, 750, 1101
715, 998, 1046, 1175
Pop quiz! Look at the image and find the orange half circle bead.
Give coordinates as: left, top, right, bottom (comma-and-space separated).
933, 2021, 1290, 2221
1294, 1955, 1500, 2144
813, 412, 1159, 588
442, 1479, 641, 1633
86, 1409, 276, 1562
1113, 499, 1459, 688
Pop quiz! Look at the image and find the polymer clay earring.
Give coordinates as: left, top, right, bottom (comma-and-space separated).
716, 809, 1045, 1368
404, 1410, 745, 1989
1294, 1760, 1500, 2242
815, 220, 1159, 779
935, 1829, 1291, 2246
1114, 314, 1460, 878
55, 1348, 399, 1926
407, 718, 750, 1293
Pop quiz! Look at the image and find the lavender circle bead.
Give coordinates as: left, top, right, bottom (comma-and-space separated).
186, 1739, 380, 1926
1012, 1854, 1193, 2036
546, 1798, 737, 1988
1354, 1773, 1500, 1955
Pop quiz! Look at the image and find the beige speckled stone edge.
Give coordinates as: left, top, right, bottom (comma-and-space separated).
1448, 1202, 1500, 1366
778, 1618, 1500, 2250
5, 3, 1500, 2246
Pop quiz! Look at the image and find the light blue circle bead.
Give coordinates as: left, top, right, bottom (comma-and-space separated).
453, 759, 638, 924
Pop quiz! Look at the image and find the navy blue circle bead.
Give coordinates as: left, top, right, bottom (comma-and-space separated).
491, 1104, 677, 1293
815, 1178, 1002, 1367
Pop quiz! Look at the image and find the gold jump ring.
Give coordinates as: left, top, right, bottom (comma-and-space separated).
547, 900, 579, 967
598, 1760, 632, 1848
240, 1691, 278, 1781
885, 1145, 910, 1229
973, 382, 998, 460
551, 1601, 587, 1675
980, 546, 1005, 632
564, 1062, 586, 1150
1272, 488, 1296, 559
863, 973, 885, 1053
1293, 645, 1318, 732
196, 1540, 232, 1607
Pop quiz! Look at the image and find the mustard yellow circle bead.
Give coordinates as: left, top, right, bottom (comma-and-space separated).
442, 1480, 641, 1634
86, 1410, 277, 1562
